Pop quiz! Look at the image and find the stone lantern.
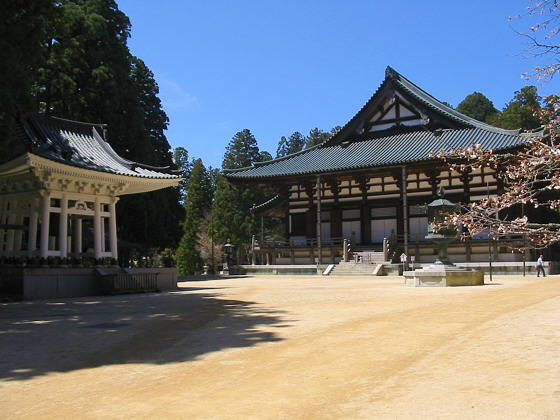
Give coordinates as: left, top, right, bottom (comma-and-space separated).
223, 241, 235, 275
425, 188, 461, 265
403, 188, 484, 287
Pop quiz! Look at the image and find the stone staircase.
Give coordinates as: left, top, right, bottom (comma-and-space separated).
327, 261, 381, 276
327, 250, 388, 276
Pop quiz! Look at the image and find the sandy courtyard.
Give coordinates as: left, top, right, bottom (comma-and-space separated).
0, 274, 559, 419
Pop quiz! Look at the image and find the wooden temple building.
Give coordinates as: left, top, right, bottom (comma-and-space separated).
224, 67, 553, 275
0, 114, 181, 298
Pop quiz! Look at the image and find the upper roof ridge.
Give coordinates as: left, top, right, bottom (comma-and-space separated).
385, 66, 523, 136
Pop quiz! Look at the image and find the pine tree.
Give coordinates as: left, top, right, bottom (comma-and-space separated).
175, 159, 213, 274
0, 0, 58, 155
222, 129, 261, 169
276, 132, 306, 157
456, 92, 499, 123
487, 86, 543, 130
25, 0, 183, 252
305, 127, 332, 149
214, 130, 271, 261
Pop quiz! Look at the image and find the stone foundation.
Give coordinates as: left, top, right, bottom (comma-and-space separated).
404, 264, 484, 287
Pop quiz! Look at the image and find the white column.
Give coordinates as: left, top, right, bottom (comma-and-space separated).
14, 214, 23, 252
0, 197, 5, 252
109, 197, 118, 261
75, 218, 82, 256
93, 197, 102, 260
6, 212, 15, 252
40, 192, 50, 259
59, 194, 68, 259
28, 198, 39, 257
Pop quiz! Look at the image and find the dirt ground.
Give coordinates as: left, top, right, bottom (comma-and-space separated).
0, 274, 558, 419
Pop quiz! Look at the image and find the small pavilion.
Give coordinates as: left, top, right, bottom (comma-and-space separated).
0, 114, 181, 298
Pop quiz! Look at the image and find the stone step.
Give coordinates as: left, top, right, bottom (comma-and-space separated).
329, 262, 380, 276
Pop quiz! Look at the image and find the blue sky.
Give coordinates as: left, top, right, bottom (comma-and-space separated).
116, 0, 558, 169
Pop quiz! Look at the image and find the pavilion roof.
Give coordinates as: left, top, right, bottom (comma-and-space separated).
224, 67, 539, 182
15, 113, 180, 180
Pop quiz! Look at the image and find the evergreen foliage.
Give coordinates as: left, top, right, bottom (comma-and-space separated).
455, 92, 499, 123
4, 0, 184, 254
305, 127, 334, 148
276, 132, 306, 157
173, 147, 193, 201
222, 129, 261, 169
0, 0, 58, 155
175, 159, 213, 274
213, 130, 270, 260
487, 86, 543, 131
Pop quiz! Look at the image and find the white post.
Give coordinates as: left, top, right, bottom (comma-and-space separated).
6, 212, 16, 252
28, 197, 38, 257
0, 197, 5, 252
14, 214, 24, 252
40, 192, 50, 260
59, 194, 68, 258
75, 218, 82, 256
93, 197, 102, 261
109, 197, 118, 261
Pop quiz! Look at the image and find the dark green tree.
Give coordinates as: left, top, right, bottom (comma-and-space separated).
259, 151, 273, 162
175, 159, 213, 275
173, 147, 193, 202
214, 130, 271, 260
487, 86, 543, 130
456, 92, 499, 123
222, 129, 261, 169
276, 131, 306, 157
305, 127, 332, 148
0, 0, 58, 155
26, 0, 183, 252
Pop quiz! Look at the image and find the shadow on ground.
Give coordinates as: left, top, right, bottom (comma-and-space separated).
0, 286, 291, 381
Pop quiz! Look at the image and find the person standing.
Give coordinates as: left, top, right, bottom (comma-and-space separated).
536, 255, 546, 277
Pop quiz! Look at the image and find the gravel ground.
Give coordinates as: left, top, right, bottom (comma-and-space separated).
0, 274, 558, 419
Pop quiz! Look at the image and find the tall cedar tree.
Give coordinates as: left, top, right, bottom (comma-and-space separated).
29, 0, 183, 252
213, 130, 270, 261
487, 86, 543, 130
276, 132, 306, 158
455, 92, 499, 123
0, 1, 58, 156
175, 159, 213, 275
305, 127, 334, 148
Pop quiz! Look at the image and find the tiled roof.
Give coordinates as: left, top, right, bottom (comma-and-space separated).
225, 126, 528, 180
225, 67, 539, 181
19, 114, 180, 179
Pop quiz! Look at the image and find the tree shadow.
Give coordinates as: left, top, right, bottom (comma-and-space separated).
0, 289, 292, 381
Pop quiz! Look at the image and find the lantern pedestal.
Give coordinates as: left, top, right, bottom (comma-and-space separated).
403, 191, 484, 287
404, 264, 484, 287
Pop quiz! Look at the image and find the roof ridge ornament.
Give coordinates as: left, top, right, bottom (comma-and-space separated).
385, 66, 399, 79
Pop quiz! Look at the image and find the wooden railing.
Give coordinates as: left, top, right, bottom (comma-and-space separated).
97, 273, 158, 295
256, 237, 346, 249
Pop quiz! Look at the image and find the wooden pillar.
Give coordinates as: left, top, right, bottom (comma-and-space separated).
402, 166, 409, 257
316, 175, 322, 268
40, 192, 50, 259
358, 177, 371, 244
